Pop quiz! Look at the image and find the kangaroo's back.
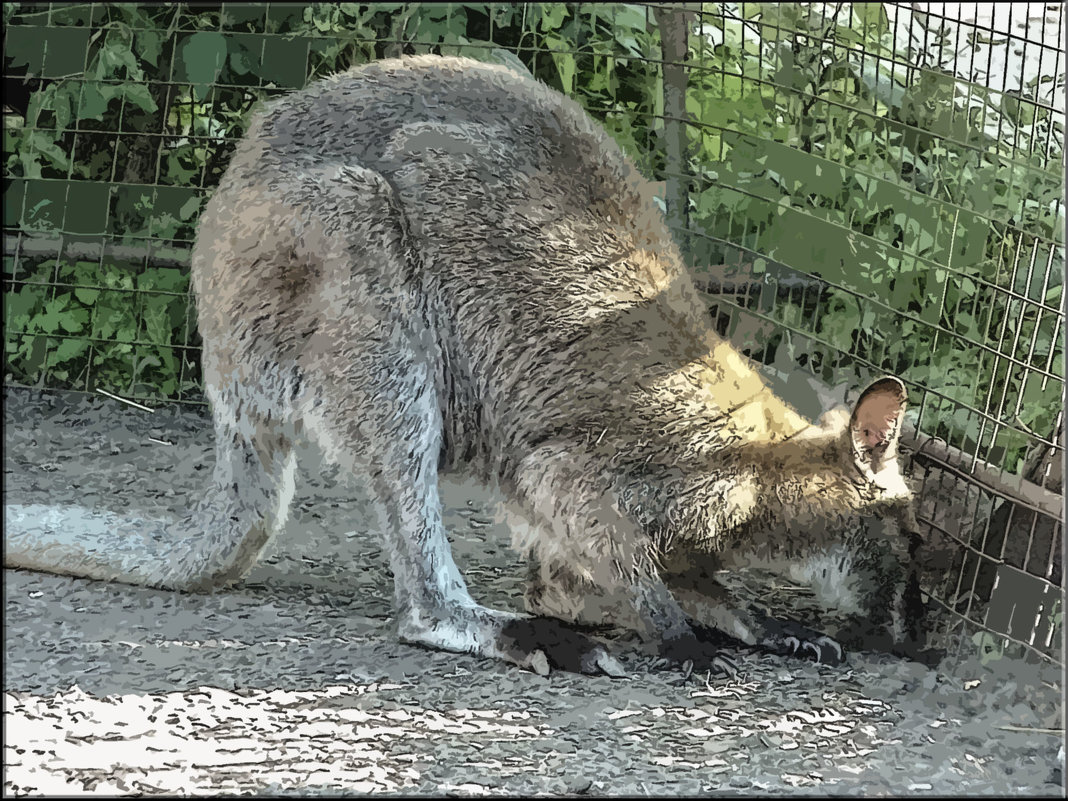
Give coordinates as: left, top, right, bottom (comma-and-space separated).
201, 56, 804, 479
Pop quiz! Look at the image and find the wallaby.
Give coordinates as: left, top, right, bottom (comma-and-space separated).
4, 55, 925, 676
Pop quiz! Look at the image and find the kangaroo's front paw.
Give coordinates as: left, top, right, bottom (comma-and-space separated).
497, 616, 627, 678
761, 619, 845, 665
659, 630, 739, 678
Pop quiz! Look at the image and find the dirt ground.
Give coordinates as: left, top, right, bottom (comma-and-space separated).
3, 387, 1064, 796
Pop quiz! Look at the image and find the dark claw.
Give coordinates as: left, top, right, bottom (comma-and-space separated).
761, 620, 846, 666
497, 616, 626, 677
815, 635, 844, 664
660, 629, 732, 675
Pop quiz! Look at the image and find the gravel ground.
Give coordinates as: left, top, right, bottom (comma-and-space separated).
3, 386, 1064, 796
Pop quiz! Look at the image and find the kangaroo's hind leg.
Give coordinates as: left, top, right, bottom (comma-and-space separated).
182, 386, 300, 591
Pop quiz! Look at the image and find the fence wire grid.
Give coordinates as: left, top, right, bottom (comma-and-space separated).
3, 2, 1064, 667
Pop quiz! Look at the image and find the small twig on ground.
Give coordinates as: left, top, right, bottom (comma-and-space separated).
96, 388, 155, 412
995, 725, 1063, 735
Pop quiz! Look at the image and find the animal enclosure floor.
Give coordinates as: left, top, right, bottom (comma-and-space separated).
3, 387, 1063, 796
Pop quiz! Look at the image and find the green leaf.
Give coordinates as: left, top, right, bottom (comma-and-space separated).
179, 196, 202, 220
1001, 90, 1047, 129
611, 4, 649, 31
96, 39, 143, 81
78, 82, 123, 120
181, 32, 227, 100
538, 4, 568, 31
135, 29, 164, 67
51, 87, 73, 131
137, 267, 187, 293
610, 6, 649, 56
52, 337, 89, 363
142, 302, 173, 344
58, 306, 89, 333
123, 84, 158, 114
37, 295, 71, 334
5, 286, 45, 325
74, 286, 100, 304
19, 131, 72, 177
304, 4, 337, 32
545, 35, 576, 94
854, 3, 889, 36
229, 47, 254, 76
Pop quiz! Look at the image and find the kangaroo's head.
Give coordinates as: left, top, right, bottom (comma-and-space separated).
760, 376, 916, 539
756, 376, 928, 651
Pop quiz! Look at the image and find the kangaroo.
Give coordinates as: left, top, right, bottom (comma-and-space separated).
4, 55, 925, 676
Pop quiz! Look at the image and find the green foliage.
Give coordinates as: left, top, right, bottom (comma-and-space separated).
687, 2, 1063, 472
3, 3, 1062, 470
5, 259, 196, 397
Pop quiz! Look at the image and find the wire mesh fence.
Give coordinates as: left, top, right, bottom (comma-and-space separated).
3, 2, 1063, 668
673, 3, 1064, 668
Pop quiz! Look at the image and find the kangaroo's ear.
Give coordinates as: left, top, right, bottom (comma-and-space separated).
793, 406, 850, 442
850, 376, 907, 478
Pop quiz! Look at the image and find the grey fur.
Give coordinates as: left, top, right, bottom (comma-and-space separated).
4, 56, 925, 674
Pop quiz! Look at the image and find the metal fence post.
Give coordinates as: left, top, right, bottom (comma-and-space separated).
652, 4, 695, 257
